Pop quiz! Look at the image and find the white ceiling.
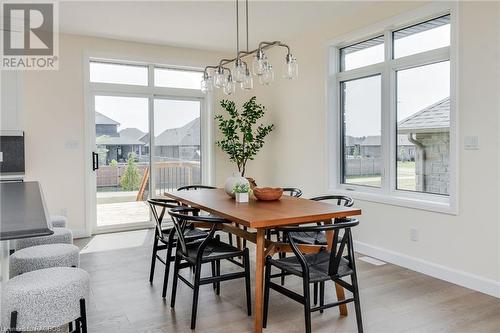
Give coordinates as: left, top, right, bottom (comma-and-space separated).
59, 1, 367, 52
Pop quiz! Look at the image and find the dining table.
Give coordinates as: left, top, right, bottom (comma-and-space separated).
0, 181, 53, 283
163, 188, 362, 333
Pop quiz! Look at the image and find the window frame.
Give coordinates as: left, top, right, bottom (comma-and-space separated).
327, 3, 459, 214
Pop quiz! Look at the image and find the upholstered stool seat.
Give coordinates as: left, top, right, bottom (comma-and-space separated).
1, 267, 90, 332
50, 215, 68, 228
10, 243, 80, 278
15, 227, 73, 250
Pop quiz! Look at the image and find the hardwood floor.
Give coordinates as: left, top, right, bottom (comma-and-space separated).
75, 230, 500, 333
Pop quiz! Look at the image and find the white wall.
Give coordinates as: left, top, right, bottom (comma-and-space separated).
1, 71, 23, 132
20, 33, 226, 235
214, 1, 500, 294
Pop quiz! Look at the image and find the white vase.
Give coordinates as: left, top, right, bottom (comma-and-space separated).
224, 172, 249, 198
235, 192, 249, 203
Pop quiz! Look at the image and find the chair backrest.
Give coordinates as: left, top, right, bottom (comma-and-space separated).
282, 187, 303, 197
276, 219, 359, 278
147, 198, 179, 241
310, 195, 353, 207
168, 206, 230, 259
177, 185, 217, 191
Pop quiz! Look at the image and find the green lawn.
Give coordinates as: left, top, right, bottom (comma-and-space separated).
346, 161, 416, 190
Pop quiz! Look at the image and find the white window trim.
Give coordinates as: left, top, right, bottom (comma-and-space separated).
83, 53, 215, 235
326, 2, 459, 215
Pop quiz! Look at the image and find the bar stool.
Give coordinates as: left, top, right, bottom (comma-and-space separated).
50, 215, 68, 228
1, 267, 90, 332
15, 227, 73, 250
10, 243, 80, 278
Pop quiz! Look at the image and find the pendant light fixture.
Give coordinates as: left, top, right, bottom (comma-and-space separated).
201, 0, 298, 94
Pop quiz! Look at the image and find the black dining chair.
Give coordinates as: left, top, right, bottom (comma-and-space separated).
169, 206, 252, 330
263, 219, 363, 333
177, 185, 217, 191
147, 198, 208, 298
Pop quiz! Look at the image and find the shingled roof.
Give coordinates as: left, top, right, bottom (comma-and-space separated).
95, 111, 120, 126
397, 97, 450, 134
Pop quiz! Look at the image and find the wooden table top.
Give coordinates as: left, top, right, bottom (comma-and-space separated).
164, 188, 361, 229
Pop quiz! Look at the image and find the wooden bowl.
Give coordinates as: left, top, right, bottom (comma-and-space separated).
253, 187, 283, 201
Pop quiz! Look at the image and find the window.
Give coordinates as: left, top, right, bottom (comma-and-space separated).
330, 6, 456, 212
90, 61, 148, 85
154, 68, 203, 90
340, 36, 384, 71
341, 75, 382, 187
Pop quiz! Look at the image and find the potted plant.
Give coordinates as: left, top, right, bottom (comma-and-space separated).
215, 96, 274, 197
233, 183, 251, 203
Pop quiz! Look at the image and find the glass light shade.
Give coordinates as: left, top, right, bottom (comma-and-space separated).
252, 53, 268, 76
258, 65, 274, 85
283, 56, 298, 79
233, 61, 246, 83
214, 69, 226, 88
201, 76, 213, 93
223, 76, 236, 95
241, 71, 253, 90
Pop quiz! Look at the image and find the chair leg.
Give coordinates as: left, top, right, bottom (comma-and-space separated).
263, 259, 271, 328
191, 262, 202, 330
79, 299, 88, 333
162, 241, 173, 298
243, 226, 248, 248
351, 274, 364, 333
319, 282, 325, 314
69, 321, 73, 332
303, 280, 312, 333
216, 259, 221, 296
211, 261, 217, 291
149, 236, 159, 284
170, 255, 181, 308
244, 248, 252, 316
313, 282, 318, 305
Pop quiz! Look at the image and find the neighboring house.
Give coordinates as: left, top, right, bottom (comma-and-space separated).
398, 97, 450, 195
345, 135, 415, 160
148, 118, 201, 162
95, 111, 201, 164
95, 112, 146, 164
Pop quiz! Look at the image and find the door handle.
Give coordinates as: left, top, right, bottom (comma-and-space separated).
92, 152, 99, 171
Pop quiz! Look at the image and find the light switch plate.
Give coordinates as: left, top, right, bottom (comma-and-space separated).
0, 151, 3, 162
464, 136, 479, 150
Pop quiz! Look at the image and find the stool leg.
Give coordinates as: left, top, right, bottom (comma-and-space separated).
79, 299, 88, 333
9, 311, 18, 333
69, 321, 73, 332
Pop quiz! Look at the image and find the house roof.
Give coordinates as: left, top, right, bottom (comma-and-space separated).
95, 112, 120, 126
96, 135, 144, 146
152, 118, 200, 147
119, 128, 145, 140
345, 134, 412, 147
397, 98, 450, 134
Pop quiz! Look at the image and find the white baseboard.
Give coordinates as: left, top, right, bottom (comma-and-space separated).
354, 240, 500, 298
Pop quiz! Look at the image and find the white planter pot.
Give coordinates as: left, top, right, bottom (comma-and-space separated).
224, 172, 249, 198
235, 192, 249, 203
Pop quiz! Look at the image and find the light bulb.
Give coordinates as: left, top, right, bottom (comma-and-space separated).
283, 54, 298, 79
259, 64, 274, 85
214, 67, 226, 88
201, 76, 213, 93
241, 70, 253, 90
223, 75, 235, 95
233, 59, 246, 83
252, 50, 268, 76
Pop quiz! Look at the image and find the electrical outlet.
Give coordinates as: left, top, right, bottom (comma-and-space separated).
410, 227, 419, 242
464, 136, 479, 150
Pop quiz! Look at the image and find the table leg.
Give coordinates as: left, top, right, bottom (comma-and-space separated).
254, 229, 265, 333
1, 240, 10, 284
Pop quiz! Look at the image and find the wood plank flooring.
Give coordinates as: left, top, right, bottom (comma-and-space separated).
75, 230, 500, 333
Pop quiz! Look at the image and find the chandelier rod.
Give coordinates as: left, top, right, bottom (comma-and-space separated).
245, 0, 249, 52
236, 0, 240, 57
